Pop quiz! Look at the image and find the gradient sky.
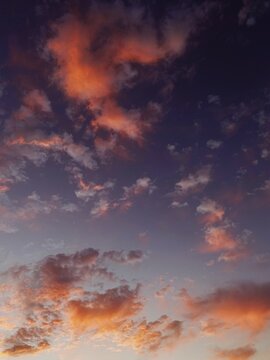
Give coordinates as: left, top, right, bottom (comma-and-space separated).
0, 0, 270, 359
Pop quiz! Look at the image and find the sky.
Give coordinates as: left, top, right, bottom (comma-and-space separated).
0, 0, 270, 359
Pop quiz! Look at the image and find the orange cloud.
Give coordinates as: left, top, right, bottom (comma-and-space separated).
0, 248, 182, 356
7, 133, 96, 169
68, 285, 142, 333
195, 198, 250, 263
45, 2, 194, 144
182, 282, 270, 334
202, 226, 238, 253
2, 340, 49, 357
117, 315, 182, 353
215, 345, 256, 360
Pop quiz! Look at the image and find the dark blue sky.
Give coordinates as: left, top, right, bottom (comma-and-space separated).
0, 1, 270, 359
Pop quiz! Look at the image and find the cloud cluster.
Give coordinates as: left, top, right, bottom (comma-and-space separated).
0, 87, 97, 199
0, 247, 181, 356
196, 198, 250, 263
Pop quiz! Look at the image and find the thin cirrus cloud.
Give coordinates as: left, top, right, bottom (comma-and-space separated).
0, 248, 182, 356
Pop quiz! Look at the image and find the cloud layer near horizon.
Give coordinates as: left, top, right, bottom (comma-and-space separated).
0, 248, 182, 356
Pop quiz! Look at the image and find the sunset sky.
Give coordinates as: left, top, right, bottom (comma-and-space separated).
0, 0, 270, 359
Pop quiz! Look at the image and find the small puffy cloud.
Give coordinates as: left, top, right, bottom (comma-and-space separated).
90, 177, 155, 218
175, 166, 211, 195
197, 198, 225, 224
12, 89, 51, 123
202, 226, 237, 253
207, 94, 220, 105
206, 139, 223, 149
167, 144, 180, 157
196, 198, 250, 263
155, 284, 172, 299
21, 89, 51, 113
217, 246, 250, 263
215, 345, 256, 360
170, 201, 188, 208
103, 250, 145, 265
90, 198, 111, 218
122, 177, 156, 199
200, 319, 226, 336
76, 180, 114, 202
200, 224, 250, 263
259, 179, 270, 192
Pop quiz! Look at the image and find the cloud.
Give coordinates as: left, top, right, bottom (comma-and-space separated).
202, 225, 238, 253
0, 248, 182, 356
215, 345, 256, 360
206, 139, 223, 149
0, 192, 78, 233
90, 198, 111, 218
196, 199, 250, 263
197, 198, 225, 224
68, 165, 114, 202
13, 89, 51, 121
117, 315, 182, 353
90, 177, 155, 218
45, 1, 211, 146
68, 285, 142, 333
7, 133, 96, 170
200, 318, 226, 336
122, 177, 156, 200
2, 340, 50, 357
155, 284, 173, 299
175, 166, 211, 195
182, 282, 270, 334
103, 250, 145, 265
